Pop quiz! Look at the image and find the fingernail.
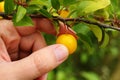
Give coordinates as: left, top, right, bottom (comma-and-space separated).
54, 45, 69, 62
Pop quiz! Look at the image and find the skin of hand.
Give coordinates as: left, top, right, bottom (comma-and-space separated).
0, 19, 69, 80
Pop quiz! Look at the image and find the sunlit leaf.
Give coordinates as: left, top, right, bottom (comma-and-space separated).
77, 0, 111, 15
81, 72, 100, 80
95, 9, 110, 20
13, 15, 33, 26
89, 25, 103, 42
28, 0, 47, 6
100, 32, 109, 48
16, 6, 27, 22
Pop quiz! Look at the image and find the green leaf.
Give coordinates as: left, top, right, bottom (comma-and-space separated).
0, 0, 3, 2
48, 71, 55, 80
16, 6, 27, 22
39, 9, 52, 18
100, 32, 109, 48
44, 34, 56, 45
73, 23, 92, 46
73, 23, 96, 52
56, 71, 66, 80
13, 15, 34, 26
62, 0, 79, 6
77, 0, 111, 15
94, 9, 110, 20
110, 0, 119, 11
51, 0, 60, 10
80, 53, 88, 64
28, 0, 47, 6
81, 72, 100, 80
4, 0, 15, 14
26, 5, 40, 14
89, 25, 103, 42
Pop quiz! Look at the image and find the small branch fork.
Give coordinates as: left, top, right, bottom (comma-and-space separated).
14, 0, 28, 6
53, 17, 120, 31
0, 12, 120, 31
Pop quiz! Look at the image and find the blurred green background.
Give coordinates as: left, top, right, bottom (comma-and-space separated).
44, 0, 120, 80
44, 31, 120, 80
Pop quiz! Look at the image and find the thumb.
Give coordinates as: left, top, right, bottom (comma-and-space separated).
10, 44, 68, 80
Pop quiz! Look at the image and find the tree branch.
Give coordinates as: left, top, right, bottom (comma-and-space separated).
0, 12, 12, 19
0, 12, 120, 31
53, 16, 120, 31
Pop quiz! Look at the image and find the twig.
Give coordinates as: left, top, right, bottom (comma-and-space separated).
0, 12, 120, 31
0, 12, 12, 19
14, 0, 28, 7
53, 17, 120, 31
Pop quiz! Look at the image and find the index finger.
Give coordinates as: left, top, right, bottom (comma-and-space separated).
15, 19, 37, 36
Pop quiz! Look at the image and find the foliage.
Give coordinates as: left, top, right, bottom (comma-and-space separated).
46, 31, 120, 80
1, 0, 120, 80
2, 0, 120, 50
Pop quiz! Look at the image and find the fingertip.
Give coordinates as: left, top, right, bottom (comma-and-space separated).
54, 44, 69, 63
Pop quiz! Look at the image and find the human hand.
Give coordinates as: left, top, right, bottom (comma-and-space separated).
0, 19, 68, 80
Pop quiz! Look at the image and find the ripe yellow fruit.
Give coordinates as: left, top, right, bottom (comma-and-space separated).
56, 34, 77, 54
0, 1, 4, 12
59, 10, 69, 18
